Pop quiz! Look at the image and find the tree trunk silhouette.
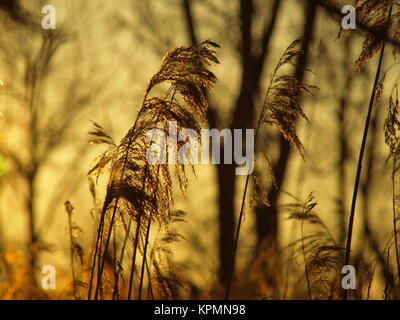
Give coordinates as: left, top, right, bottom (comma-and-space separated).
336, 37, 353, 245
255, 0, 317, 254
182, 0, 282, 287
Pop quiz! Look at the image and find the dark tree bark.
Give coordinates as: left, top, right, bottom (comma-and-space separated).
218, 0, 282, 287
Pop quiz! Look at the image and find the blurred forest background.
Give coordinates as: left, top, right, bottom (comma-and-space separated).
0, 0, 399, 300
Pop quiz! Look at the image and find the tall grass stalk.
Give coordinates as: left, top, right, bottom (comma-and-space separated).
343, 10, 390, 299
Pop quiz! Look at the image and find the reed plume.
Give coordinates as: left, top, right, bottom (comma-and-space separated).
87, 40, 219, 300
261, 39, 317, 158
286, 193, 343, 299
355, 0, 398, 71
